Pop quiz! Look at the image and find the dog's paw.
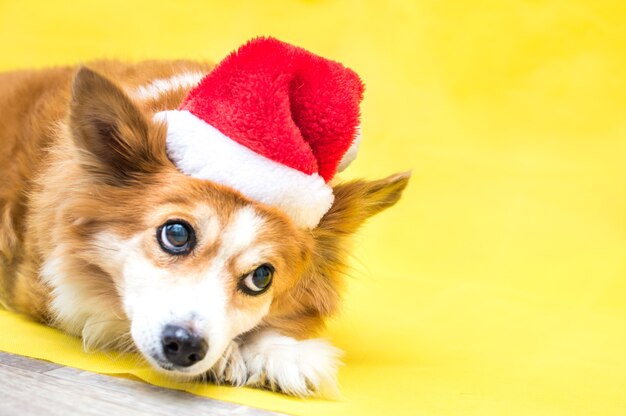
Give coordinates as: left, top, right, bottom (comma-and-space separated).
240, 330, 342, 397
209, 341, 248, 387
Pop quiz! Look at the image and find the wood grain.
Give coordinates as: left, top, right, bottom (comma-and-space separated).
0, 352, 287, 416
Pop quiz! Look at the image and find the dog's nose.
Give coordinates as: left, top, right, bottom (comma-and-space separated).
161, 325, 208, 367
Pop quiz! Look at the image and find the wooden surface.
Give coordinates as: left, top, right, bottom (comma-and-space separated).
0, 352, 287, 416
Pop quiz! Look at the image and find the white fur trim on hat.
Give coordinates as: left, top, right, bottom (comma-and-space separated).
155, 110, 335, 229
337, 126, 361, 172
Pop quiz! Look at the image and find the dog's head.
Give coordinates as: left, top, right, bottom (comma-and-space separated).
65, 68, 409, 377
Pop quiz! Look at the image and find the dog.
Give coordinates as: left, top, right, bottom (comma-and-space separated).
0, 60, 409, 396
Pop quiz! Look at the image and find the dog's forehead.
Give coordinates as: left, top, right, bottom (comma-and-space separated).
221, 206, 266, 253
141, 192, 301, 271
148, 200, 272, 250
191, 202, 269, 243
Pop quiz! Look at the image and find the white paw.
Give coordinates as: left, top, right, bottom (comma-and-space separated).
209, 341, 247, 387
240, 330, 343, 397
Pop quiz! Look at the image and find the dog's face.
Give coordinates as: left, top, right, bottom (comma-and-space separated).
66, 68, 408, 377
97, 182, 309, 376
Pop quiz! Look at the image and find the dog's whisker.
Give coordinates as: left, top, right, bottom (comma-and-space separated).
81, 318, 126, 330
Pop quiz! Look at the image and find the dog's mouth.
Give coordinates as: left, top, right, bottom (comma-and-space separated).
131, 322, 218, 377
148, 353, 205, 376
154, 360, 175, 371
142, 343, 218, 377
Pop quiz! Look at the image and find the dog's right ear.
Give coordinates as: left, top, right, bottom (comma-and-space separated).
69, 67, 167, 185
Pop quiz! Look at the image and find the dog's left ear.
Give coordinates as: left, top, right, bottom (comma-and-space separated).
318, 171, 411, 236
300, 171, 410, 317
69, 67, 167, 185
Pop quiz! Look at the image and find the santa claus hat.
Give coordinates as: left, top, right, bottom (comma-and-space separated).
156, 37, 364, 228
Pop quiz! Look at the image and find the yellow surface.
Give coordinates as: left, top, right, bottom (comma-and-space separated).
1, 1, 626, 415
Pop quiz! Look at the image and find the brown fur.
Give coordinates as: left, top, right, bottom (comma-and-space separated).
0, 61, 408, 348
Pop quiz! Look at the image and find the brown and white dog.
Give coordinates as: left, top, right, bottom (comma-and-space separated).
0, 60, 408, 396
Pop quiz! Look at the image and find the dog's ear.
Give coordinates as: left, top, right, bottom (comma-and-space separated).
318, 171, 410, 236
69, 67, 167, 185
302, 171, 410, 317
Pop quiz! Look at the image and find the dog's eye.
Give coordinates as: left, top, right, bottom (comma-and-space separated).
157, 220, 195, 255
239, 264, 274, 295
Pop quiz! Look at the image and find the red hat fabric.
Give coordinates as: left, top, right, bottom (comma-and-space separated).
157, 37, 364, 228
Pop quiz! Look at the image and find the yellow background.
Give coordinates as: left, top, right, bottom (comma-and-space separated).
1, 1, 626, 414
